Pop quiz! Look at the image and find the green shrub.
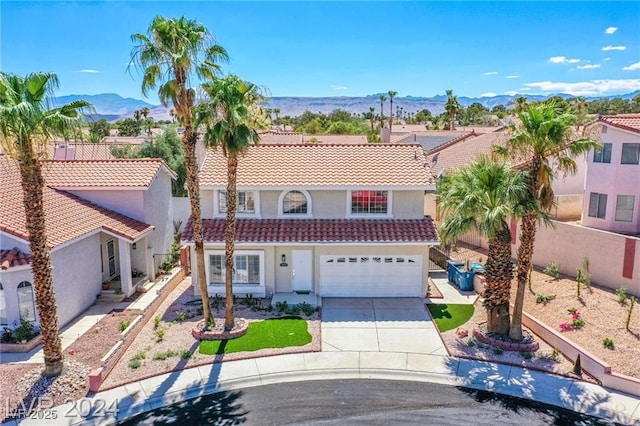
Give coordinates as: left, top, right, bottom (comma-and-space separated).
129, 350, 146, 369
299, 302, 316, 316
521, 352, 533, 360
119, 319, 131, 332
153, 349, 180, 360
13, 318, 34, 342
535, 294, 555, 305
176, 311, 187, 323
154, 327, 166, 342
153, 315, 162, 329
493, 347, 503, 355
543, 262, 561, 280
181, 350, 192, 359
275, 300, 288, 314
602, 337, 614, 350
466, 338, 475, 347
285, 304, 301, 316
616, 286, 629, 305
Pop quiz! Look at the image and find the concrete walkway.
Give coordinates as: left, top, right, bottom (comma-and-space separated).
426, 271, 479, 305
0, 277, 166, 365
8, 351, 639, 425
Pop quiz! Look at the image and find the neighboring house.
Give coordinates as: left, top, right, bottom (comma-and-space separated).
50, 141, 121, 160
181, 144, 439, 300
582, 115, 640, 234
259, 131, 367, 144
0, 158, 175, 329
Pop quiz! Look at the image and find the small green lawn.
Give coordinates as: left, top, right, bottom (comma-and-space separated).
427, 303, 475, 332
199, 317, 311, 355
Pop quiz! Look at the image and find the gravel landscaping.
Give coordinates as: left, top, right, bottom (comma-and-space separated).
448, 244, 640, 380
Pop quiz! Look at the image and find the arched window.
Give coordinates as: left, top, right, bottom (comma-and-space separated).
17, 281, 35, 322
282, 191, 308, 215
0, 283, 6, 325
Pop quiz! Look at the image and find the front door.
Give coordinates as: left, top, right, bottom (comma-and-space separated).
291, 250, 313, 293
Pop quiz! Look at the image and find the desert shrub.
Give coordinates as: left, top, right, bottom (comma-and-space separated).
285, 304, 301, 316
176, 311, 187, 323
275, 300, 289, 314
181, 350, 192, 359
616, 286, 629, 305
13, 318, 34, 342
119, 319, 131, 332
154, 327, 166, 342
543, 262, 561, 280
153, 349, 180, 360
129, 350, 146, 369
154, 315, 162, 329
493, 347, 503, 355
299, 302, 316, 316
602, 337, 614, 350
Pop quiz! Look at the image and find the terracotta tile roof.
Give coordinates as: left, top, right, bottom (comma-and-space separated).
427, 132, 507, 178
0, 160, 155, 248
41, 159, 172, 188
0, 248, 31, 269
599, 114, 640, 134
259, 132, 367, 144
181, 217, 438, 244
200, 144, 435, 188
49, 143, 122, 160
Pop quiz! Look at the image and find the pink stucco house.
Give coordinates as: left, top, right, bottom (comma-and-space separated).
582, 115, 640, 235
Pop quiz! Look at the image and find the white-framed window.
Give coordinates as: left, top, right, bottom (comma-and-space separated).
0, 283, 6, 326
593, 143, 612, 163
217, 190, 256, 214
621, 143, 640, 165
206, 250, 264, 286
347, 190, 392, 216
615, 195, 635, 222
588, 192, 607, 219
17, 281, 36, 322
278, 190, 312, 217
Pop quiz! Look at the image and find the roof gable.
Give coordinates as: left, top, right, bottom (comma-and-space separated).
599, 114, 640, 135
199, 144, 435, 188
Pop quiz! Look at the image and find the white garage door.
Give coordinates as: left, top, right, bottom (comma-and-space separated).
320, 255, 423, 297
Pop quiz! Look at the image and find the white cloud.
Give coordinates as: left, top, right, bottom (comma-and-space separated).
329, 85, 348, 91
549, 56, 581, 64
483, 71, 498, 76
523, 79, 640, 96
604, 27, 618, 34
576, 64, 601, 70
480, 92, 497, 97
603, 57, 612, 61
623, 62, 640, 71
506, 75, 520, 79
602, 45, 626, 51
77, 69, 101, 73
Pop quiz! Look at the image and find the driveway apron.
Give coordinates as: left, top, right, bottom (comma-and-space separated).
321, 298, 447, 356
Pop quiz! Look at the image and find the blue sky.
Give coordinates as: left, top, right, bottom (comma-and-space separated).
2, 1, 639, 104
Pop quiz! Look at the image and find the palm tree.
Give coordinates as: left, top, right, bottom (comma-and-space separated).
131, 16, 228, 326
379, 94, 387, 130
514, 96, 527, 113
273, 108, 280, 125
133, 109, 142, 123
197, 75, 269, 330
388, 90, 397, 132
444, 89, 460, 130
0, 72, 91, 376
495, 102, 600, 340
141, 106, 150, 119
438, 156, 529, 335
368, 106, 375, 132
570, 97, 588, 130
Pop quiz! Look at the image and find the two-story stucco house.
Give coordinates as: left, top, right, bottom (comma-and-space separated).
582, 115, 640, 234
0, 158, 175, 329
181, 144, 439, 301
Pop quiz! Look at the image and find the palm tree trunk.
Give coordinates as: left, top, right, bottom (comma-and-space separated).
509, 211, 537, 340
389, 99, 393, 133
18, 147, 63, 376
224, 152, 238, 331
182, 129, 213, 325
380, 102, 384, 130
484, 224, 513, 335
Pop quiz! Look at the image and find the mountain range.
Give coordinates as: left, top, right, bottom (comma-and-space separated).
54, 91, 640, 122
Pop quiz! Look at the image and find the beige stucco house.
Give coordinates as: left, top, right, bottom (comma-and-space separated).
181, 144, 439, 301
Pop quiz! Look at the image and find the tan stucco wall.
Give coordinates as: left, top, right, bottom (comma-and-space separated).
551, 194, 584, 221
424, 193, 439, 219
191, 244, 432, 297
311, 190, 347, 218
393, 190, 425, 219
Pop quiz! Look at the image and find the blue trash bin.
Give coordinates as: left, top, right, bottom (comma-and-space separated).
456, 270, 475, 291
447, 260, 464, 283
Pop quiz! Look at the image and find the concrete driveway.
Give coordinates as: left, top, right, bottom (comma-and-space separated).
321, 298, 447, 356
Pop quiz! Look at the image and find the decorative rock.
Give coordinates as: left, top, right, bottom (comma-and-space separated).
191, 318, 249, 341
456, 327, 468, 338
473, 322, 539, 352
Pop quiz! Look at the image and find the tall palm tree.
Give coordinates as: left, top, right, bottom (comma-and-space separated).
133, 109, 142, 123
368, 106, 375, 132
388, 90, 397, 132
495, 102, 600, 340
273, 108, 280, 125
438, 156, 529, 335
197, 75, 269, 330
379, 94, 387, 130
131, 16, 228, 326
444, 89, 460, 130
0, 72, 91, 376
